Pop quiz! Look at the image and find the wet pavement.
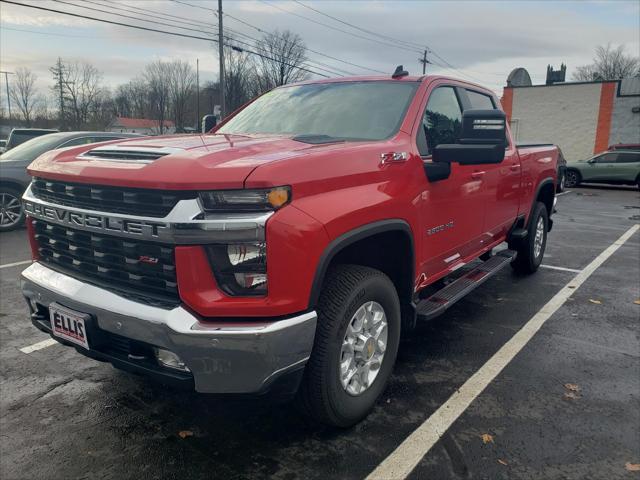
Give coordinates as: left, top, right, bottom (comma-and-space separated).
0, 186, 639, 480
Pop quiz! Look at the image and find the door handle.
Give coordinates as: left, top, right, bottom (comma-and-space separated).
471, 171, 486, 179
510, 164, 520, 171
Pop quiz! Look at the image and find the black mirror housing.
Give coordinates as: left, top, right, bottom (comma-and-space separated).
202, 114, 217, 133
459, 109, 506, 146
433, 144, 505, 165
432, 109, 507, 166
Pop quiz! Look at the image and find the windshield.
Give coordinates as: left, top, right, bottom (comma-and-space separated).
218, 81, 419, 142
0, 133, 67, 162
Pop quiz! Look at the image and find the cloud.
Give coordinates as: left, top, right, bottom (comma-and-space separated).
0, 0, 638, 100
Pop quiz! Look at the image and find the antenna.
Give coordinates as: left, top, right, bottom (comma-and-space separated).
392, 65, 409, 78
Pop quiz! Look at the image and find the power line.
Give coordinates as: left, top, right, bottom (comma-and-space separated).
292, 0, 427, 52
51, 0, 217, 38
0, 0, 330, 78
257, 0, 424, 55
172, 0, 386, 74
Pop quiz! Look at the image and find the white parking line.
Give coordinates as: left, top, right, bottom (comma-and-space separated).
366, 223, 639, 480
541, 264, 582, 273
556, 190, 572, 197
19, 338, 58, 354
0, 259, 32, 270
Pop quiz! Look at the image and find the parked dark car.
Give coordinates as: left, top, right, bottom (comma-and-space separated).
5, 128, 59, 151
608, 143, 640, 151
0, 131, 142, 231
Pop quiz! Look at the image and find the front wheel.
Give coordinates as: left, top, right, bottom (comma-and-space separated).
0, 188, 25, 232
564, 169, 580, 188
511, 202, 548, 274
296, 265, 401, 427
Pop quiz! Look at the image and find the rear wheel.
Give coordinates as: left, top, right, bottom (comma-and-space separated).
564, 169, 580, 188
296, 264, 401, 427
511, 202, 548, 274
0, 188, 25, 232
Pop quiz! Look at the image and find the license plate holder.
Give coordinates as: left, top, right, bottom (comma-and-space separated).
49, 303, 90, 350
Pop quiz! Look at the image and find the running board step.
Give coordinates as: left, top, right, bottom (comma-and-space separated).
416, 249, 517, 321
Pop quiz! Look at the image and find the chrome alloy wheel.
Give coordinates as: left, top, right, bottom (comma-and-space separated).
0, 193, 23, 228
533, 216, 545, 259
339, 301, 388, 396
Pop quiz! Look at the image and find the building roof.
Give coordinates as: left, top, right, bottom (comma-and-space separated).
113, 117, 174, 128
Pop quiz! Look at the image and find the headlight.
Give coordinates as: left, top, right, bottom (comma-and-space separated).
199, 186, 290, 212
206, 242, 267, 296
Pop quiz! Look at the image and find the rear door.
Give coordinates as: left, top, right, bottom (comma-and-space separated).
462, 88, 521, 242
611, 152, 640, 182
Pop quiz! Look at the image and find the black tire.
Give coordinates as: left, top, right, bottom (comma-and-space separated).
556, 170, 565, 193
296, 264, 401, 428
564, 169, 580, 188
0, 187, 26, 232
511, 202, 548, 274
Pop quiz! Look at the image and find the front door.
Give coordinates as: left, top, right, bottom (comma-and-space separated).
415, 85, 486, 284
582, 152, 616, 181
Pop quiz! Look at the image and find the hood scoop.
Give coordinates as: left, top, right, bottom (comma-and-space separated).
79, 145, 183, 163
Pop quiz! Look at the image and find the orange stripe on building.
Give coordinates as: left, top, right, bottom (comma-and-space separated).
593, 82, 616, 154
501, 87, 514, 122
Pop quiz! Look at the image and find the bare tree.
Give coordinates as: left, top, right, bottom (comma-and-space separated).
254, 29, 308, 89
168, 60, 196, 131
10, 67, 40, 127
50, 60, 103, 129
114, 78, 149, 119
224, 44, 259, 112
144, 61, 171, 134
573, 44, 640, 81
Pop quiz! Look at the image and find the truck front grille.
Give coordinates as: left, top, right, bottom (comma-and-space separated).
32, 219, 178, 306
31, 178, 196, 218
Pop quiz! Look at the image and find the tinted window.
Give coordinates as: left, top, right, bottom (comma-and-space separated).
418, 87, 462, 156
616, 153, 640, 163
0, 133, 69, 162
466, 90, 495, 110
218, 81, 418, 141
596, 153, 617, 163
58, 137, 94, 148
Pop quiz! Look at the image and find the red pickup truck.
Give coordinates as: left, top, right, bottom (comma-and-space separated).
21, 71, 558, 427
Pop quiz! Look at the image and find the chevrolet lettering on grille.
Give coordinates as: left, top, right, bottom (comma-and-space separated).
23, 201, 169, 239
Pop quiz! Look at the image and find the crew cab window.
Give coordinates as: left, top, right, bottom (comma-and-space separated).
417, 87, 462, 156
616, 153, 640, 163
466, 90, 495, 109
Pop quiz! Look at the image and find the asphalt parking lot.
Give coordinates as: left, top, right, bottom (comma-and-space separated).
1, 186, 639, 480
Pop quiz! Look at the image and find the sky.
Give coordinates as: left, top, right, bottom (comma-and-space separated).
0, 0, 638, 108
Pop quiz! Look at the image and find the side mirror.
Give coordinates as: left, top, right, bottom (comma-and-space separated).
587, 158, 596, 164
433, 109, 506, 165
202, 114, 217, 133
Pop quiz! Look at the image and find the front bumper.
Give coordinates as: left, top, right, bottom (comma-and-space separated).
21, 262, 317, 394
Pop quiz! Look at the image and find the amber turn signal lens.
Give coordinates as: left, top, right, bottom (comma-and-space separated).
267, 187, 290, 208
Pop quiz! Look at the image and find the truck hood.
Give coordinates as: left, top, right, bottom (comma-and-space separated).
27, 134, 332, 190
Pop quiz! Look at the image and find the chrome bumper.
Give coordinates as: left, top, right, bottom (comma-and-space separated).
21, 263, 317, 394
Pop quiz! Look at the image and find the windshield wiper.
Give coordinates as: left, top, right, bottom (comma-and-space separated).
292, 134, 349, 145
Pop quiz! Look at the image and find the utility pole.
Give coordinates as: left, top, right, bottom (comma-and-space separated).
0, 71, 15, 121
196, 58, 200, 129
218, 0, 226, 120
419, 49, 430, 75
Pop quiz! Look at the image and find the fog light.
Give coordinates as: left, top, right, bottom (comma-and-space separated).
154, 348, 190, 372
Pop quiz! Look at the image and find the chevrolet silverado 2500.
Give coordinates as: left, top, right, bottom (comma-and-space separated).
21, 72, 558, 427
